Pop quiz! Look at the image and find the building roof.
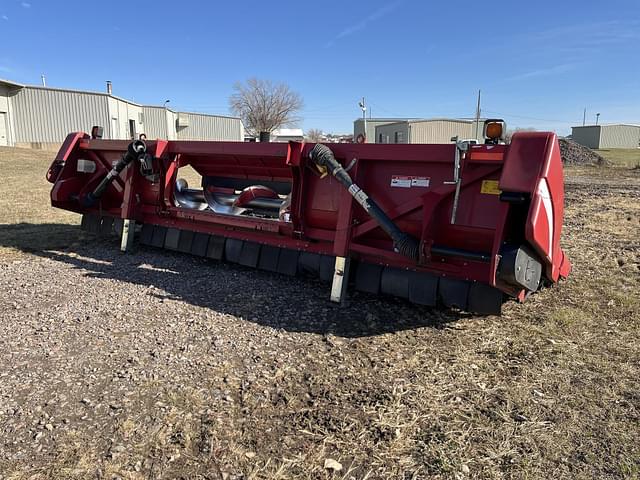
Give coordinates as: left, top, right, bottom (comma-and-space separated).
375, 118, 477, 127
573, 124, 640, 128
356, 117, 478, 125
0, 78, 25, 89
0, 77, 239, 120
140, 105, 240, 120
409, 118, 475, 124
354, 117, 418, 123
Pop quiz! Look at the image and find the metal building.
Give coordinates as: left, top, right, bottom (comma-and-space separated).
0, 79, 21, 147
571, 124, 640, 149
0, 78, 243, 149
353, 118, 416, 143
174, 111, 244, 141
373, 119, 483, 144
271, 128, 305, 143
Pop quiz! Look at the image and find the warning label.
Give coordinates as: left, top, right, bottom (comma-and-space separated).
411, 176, 430, 187
391, 175, 430, 188
481, 180, 501, 195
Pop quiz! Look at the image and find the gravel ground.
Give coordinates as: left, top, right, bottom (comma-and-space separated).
0, 147, 639, 479
559, 138, 608, 166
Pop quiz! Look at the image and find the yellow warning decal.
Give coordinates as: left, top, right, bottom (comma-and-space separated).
481, 180, 501, 195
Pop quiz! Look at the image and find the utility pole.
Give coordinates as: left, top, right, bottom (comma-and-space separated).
41, 74, 46, 87
583, 108, 586, 126
596, 113, 601, 125
475, 90, 482, 140
359, 97, 367, 142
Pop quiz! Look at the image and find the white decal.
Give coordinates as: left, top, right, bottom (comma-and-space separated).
391, 175, 412, 188
538, 179, 554, 259
411, 176, 430, 187
391, 175, 430, 188
348, 184, 361, 195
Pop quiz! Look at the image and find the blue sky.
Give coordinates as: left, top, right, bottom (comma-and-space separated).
1, 0, 639, 134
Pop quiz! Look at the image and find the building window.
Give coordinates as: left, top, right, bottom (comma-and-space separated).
397, 132, 404, 143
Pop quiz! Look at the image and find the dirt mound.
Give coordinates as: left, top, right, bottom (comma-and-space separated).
559, 138, 608, 166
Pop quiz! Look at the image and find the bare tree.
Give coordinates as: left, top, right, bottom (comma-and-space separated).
229, 78, 303, 139
306, 128, 323, 142
505, 127, 536, 144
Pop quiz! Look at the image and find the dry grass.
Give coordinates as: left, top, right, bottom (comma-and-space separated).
0, 147, 639, 479
596, 149, 640, 169
0, 147, 79, 258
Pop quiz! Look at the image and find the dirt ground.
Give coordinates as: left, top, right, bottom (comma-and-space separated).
0, 146, 639, 480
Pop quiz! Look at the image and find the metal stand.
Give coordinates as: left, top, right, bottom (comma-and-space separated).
330, 256, 351, 305
120, 219, 135, 252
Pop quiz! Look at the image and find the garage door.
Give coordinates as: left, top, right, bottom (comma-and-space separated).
0, 112, 7, 146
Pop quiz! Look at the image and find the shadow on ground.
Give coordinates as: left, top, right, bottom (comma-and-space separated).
0, 223, 471, 337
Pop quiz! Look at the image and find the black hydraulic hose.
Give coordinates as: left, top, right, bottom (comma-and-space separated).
309, 143, 420, 261
82, 140, 146, 207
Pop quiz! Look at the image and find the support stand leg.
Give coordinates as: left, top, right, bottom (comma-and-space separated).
330, 256, 351, 305
120, 219, 135, 252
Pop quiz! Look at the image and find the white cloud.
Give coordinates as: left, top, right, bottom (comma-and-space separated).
327, 1, 403, 47
507, 63, 580, 82
1, 14, 8, 20
21, 2, 31, 8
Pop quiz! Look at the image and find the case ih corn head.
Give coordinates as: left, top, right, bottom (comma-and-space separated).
47, 121, 570, 314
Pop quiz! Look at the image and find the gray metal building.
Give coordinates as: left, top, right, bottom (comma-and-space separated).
571, 124, 640, 149
0, 78, 243, 149
353, 118, 416, 143
372, 119, 483, 144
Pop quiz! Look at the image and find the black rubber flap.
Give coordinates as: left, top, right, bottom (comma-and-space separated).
439, 278, 470, 309
319, 256, 335, 282
298, 252, 321, 275
468, 282, 503, 315
113, 218, 124, 236
381, 267, 410, 299
151, 226, 167, 248
177, 230, 194, 253
408, 271, 438, 306
206, 236, 225, 260
355, 263, 383, 294
191, 232, 209, 257
225, 238, 243, 263
239, 241, 261, 267
258, 245, 280, 272
81, 214, 100, 234
140, 224, 154, 245
99, 216, 114, 236
164, 228, 180, 250
277, 248, 299, 276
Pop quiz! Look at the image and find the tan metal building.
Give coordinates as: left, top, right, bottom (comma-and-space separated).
571, 124, 640, 149
374, 119, 483, 144
0, 79, 20, 147
0, 78, 243, 149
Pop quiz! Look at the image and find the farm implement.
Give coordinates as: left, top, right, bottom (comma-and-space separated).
47, 121, 570, 314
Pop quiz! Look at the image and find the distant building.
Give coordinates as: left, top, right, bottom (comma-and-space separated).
324, 133, 353, 143
358, 118, 484, 144
271, 128, 304, 143
571, 124, 640, 149
0, 78, 243, 149
353, 118, 417, 143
